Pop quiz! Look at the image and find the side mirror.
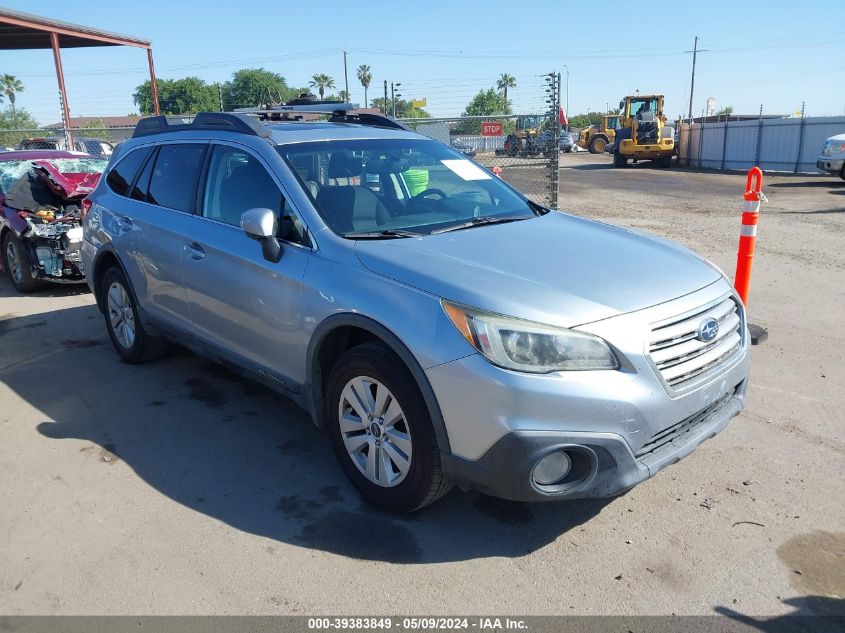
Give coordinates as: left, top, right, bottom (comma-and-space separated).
240, 207, 282, 263
619, 100, 625, 111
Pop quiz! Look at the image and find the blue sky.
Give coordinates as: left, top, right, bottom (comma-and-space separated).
1, 0, 843, 126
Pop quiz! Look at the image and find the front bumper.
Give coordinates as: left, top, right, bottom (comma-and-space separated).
441, 383, 745, 501
817, 158, 844, 174
428, 282, 750, 501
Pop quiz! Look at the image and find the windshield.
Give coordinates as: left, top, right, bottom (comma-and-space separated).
0, 158, 108, 194
278, 138, 541, 237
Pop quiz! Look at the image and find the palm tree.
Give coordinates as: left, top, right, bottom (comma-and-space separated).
309, 73, 335, 100
1, 74, 24, 114
338, 89, 350, 103
356, 64, 372, 108
496, 73, 516, 103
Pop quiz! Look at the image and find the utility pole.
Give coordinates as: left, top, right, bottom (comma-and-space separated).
383, 80, 388, 114
343, 50, 350, 103
217, 83, 224, 112
685, 36, 708, 123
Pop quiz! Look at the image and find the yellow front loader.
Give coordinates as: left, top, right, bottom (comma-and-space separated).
577, 115, 619, 154
613, 95, 675, 167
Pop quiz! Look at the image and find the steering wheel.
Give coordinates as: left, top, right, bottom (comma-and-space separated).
413, 188, 447, 200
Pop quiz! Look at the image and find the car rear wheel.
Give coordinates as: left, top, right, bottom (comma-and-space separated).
101, 267, 168, 363
326, 341, 452, 512
3, 232, 43, 293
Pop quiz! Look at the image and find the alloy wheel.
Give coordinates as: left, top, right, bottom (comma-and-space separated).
338, 376, 413, 487
5, 241, 22, 285
107, 282, 136, 350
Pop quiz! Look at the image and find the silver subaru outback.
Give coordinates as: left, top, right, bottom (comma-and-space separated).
82, 109, 750, 512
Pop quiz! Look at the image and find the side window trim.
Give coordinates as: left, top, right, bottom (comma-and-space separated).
199, 141, 313, 249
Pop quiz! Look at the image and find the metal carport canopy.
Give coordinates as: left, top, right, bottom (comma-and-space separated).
0, 7, 161, 132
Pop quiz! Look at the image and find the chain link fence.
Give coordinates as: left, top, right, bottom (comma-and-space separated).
0, 127, 135, 156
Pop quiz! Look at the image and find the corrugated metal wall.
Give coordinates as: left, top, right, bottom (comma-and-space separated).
679, 116, 845, 173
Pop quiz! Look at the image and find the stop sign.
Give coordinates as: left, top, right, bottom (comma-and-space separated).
481, 121, 502, 136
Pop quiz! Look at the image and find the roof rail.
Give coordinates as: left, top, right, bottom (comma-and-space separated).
234, 102, 408, 130
132, 112, 273, 139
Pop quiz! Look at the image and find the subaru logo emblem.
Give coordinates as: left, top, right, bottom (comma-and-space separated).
697, 318, 719, 342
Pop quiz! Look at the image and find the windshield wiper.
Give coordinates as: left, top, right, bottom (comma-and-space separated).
345, 229, 423, 239
431, 216, 525, 234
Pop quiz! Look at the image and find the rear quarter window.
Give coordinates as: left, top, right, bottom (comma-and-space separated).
106, 147, 153, 197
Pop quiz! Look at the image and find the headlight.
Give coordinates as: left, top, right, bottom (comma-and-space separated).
442, 301, 618, 373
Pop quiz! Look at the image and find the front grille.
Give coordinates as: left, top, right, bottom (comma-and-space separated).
635, 391, 734, 459
648, 296, 743, 389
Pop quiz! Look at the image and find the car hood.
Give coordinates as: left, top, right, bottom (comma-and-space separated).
354, 212, 722, 327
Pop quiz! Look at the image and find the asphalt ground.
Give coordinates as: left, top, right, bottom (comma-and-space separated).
0, 154, 842, 618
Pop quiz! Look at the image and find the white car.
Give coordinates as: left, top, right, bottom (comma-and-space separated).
817, 133, 845, 179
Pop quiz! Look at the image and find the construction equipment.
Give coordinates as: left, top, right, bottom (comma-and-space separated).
577, 115, 619, 154
503, 115, 544, 156
612, 95, 675, 167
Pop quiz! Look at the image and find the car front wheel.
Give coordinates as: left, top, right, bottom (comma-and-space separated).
326, 342, 452, 512
3, 232, 43, 293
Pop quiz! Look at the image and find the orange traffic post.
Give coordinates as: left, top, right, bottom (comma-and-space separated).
734, 166, 768, 344
734, 166, 764, 306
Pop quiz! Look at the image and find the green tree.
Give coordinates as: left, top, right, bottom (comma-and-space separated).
568, 111, 606, 129
223, 68, 296, 109
496, 73, 516, 102
454, 88, 512, 133
0, 107, 39, 146
716, 105, 734, 116
356, 64, 372, 107
309, 73, 335, 100
338, 89, 350, 103
134, 77, 219, 115
369, 97, 430, 119
0, 74, 25, 115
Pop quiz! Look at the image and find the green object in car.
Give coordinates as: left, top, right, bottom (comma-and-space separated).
404, 168, 429, 196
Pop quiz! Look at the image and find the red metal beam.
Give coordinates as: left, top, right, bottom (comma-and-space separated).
147, 48, 160, 116
49, 31, 73, 147
0, 12, 150, 49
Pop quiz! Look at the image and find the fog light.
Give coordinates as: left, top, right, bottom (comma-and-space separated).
532, 451, 572, 486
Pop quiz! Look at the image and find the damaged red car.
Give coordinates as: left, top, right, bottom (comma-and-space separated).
0, 150, 107, 292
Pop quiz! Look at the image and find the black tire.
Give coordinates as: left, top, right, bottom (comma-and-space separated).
613, 149, 628, 167
840, 165, 845, 181
656, 155, 673, 168
325, 341, 452, 512
589, 136, 607, 154
2, 231, 44, 293
100, 266, 168, 363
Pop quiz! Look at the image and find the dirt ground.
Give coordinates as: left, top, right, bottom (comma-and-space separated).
0, 153, 843, 620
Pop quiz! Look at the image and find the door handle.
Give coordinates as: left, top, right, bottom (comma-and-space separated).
185, 242, 206, 260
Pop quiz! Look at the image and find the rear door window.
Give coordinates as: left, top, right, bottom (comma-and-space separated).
106, 147, 153, 197
146, 143, 206, 212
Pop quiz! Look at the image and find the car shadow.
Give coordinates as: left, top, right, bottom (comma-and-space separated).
0, 279, 89, 299
769, 180, 843, 188
1, 305, 610, 564
715, 596, 845, 632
